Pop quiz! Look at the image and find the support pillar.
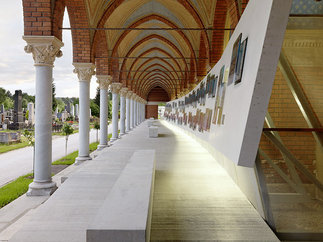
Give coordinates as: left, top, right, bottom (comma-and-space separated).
97, 75, 111, 150
73, 63, 95, 164
126, 91, 132, 132
110, 83, 122, 141
119, 87, 128, 136
131, 94, 135, 129
23, 36, 63, 196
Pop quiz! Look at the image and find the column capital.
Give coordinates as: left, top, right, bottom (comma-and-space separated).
126, 90, 133, 99
23, 36, 63, 67
96, 75, 112, 90
110, 82, 122, 94
119, 87, 128, 97
130, 92, 137, 100
73, 63, 95, 82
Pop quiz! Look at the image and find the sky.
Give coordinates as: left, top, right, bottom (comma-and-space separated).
0, 1, 98, 98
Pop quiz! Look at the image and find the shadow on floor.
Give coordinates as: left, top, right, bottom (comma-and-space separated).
158, 133, 170, 138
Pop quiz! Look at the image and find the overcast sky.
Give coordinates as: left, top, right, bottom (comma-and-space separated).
0, 1, 98, 98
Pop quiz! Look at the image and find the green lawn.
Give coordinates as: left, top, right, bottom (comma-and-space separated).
0, 136, 30, 154
52, 142, 99, 165
0, 142, 100, 208
0, 173, 33, 208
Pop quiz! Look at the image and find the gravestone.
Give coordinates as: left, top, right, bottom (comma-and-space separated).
75, 104, 79, 118
27, 102, 35, 125
70, 104, 75, 117
10, 90, 25, 129
0, 104, 4, 113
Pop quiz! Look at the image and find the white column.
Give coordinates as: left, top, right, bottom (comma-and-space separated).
73, 63, 95, 164
110, 83, 122, 141
119, 87, 128, 136
130, 94, 135, 129
23, 36, 63, 196
97, 75, 111, 150
136, 99, 140, 125
126, 91, 132, 132
133, 96, 137, 127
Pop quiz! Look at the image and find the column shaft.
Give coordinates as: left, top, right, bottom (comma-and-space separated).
126, 97, 131, 132
111, 92, 119, 140
98, 89, 108, 148
120, 95, 126, 135
78, 81, 91, 158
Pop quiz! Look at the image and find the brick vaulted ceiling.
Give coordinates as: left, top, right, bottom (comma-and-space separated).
22, 0, 248, 100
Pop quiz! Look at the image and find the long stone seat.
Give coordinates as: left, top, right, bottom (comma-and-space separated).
86, 150, 155, 242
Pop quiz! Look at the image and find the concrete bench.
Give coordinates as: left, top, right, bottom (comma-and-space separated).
149, 126, 158, 138
87, 150, 155, 242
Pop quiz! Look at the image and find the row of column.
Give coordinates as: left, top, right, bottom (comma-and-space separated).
23, 36, 147, 196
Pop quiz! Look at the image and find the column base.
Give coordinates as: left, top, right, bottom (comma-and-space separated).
110, 137, 118, 142
26, 181, 57, 196
119, 132, 126, 136
75, 156, 92, 165
97, 144, 109, 150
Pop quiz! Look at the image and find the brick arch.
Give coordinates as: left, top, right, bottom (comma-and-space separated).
109, 14, 197, 65
126, 47, 186, 86
141, 75, 175, 97
22, 0, 52, 36
144, 82, 172, 99
119, 34, 188, 84
94, 31, 109, 75
138, 67, 177, 91
65, 0, 92, 63
134, 66, 177, 93
146, 86, 170, 102
52, 0, 66, 41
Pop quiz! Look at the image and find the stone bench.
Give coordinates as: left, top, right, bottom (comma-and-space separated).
87, 150, 155, 242
149, 126, 158, 138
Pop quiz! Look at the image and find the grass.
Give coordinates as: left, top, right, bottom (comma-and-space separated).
0, 173, 33, 208
52, 142, 99, 165
0, 142, 100, 208
0, 136, 30, 154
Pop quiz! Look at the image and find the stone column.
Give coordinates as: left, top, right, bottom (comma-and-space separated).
130, 93, 135, 129
97, 75, 111, 150
110, 83, 122, 141
136, 98, 140, 125
119, 87, 128, 136
133, 95, 137, 127
73, 63, 95, 164
126, 91, 132, 132
23, 36, 63, 196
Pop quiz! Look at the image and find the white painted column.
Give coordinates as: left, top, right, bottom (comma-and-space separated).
126, 91, 132, 132
97, 75, 111, 150
130, 94, 135, 129
23, 36, 63, 196
110, 83, 122, 141
73, 63, 95, 164
119, 87, 128, 136
134, 96, 137, 127
136, 99, 140, 125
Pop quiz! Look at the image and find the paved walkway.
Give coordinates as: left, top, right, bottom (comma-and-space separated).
0, 124, 112, 187
2, 120, 278, 241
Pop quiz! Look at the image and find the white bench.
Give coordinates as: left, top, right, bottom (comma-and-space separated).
87, 150, 155, 242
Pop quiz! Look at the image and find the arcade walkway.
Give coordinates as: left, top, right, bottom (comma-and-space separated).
4, 120, 278, 241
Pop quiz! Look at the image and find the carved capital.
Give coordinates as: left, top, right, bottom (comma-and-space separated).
23, 36, 63, 66
110, 82, 122, 94
119, 87, 128, 97
126, 91, 133, 99
96, 75, 112, 90
73, 63, 95, 82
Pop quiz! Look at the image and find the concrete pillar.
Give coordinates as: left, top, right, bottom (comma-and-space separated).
23, 36, 63, 196
110, 83, 122, 141
126, 91, 132, 132
73, 63, 95, 164
96, 75, 111, 150
134, 96, 137, 127
119, 87, 128, 136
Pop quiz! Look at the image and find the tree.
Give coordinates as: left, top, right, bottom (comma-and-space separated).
94, 121, 100, 142
62, 123, 74, 157
56, 98, 65, 112
90, 100, 100, 117
52, 83, 57, 112
0, 88, 6, 104
3, 97, 13, 109
94, 87, 100, 107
